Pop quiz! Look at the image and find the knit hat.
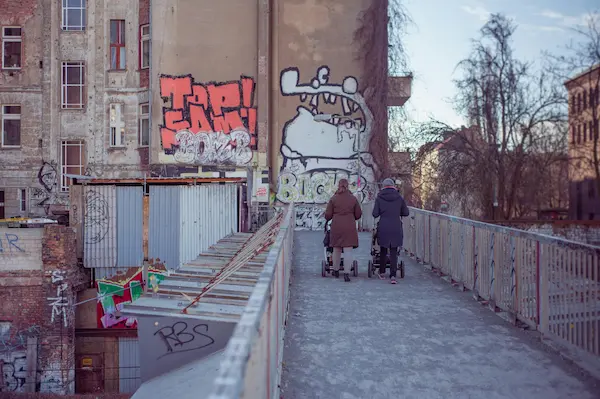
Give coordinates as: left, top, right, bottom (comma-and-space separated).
382, 178, 395, 187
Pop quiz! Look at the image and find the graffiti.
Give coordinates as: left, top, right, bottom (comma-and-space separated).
154, 321, 215, 359
295, 206, 326, 231
96, 262, 167, 329
277, 66, 375, 208
0, 233, 25, 253
32, 161, 67, 214
0, 326, 39, 353
0, 352, 27, 392
39, 365, 71, 394
47, 270, 69, 327
159, 74, 257, 166
173, 129, 252, 165
84, 190, 109, 244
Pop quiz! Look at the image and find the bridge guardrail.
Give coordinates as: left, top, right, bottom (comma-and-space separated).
403, 207, 600, 361
208, 203, 295, 399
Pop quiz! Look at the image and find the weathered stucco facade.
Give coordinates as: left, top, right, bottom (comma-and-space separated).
1, 0, 150, 219
1, 0, 411, 228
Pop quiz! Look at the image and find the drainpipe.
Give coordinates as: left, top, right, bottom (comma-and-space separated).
148, 0, 153, 176
256, 0, 271, 226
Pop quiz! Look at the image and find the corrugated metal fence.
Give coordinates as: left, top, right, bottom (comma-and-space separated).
81, 183, 239, 274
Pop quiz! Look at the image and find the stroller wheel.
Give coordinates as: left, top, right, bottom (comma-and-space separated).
321, 260, 327, 277
367, 260, 373, 278
352, 260, 358, 277
400, 261, 405, 279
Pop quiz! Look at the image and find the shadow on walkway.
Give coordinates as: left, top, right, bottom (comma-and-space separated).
281, 231, 600, 399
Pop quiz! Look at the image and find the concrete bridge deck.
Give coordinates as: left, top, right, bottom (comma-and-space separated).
280, 231, 600, 399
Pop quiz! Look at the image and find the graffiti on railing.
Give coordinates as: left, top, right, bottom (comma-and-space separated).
154, 321, 215, 359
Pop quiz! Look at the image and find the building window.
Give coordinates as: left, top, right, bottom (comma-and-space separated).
583, 123, 587, 142
583, 91, 587, 110
61, 140, 85, 191
61, 62, 85, 109
1, 105, 20, 148
589, 121, 594, 141
109, 103, 125, 147
110, 20, 126, 70
577, 124, 581, 144
1, 27, 22, 69
571, 126, 575, 143
62, 0, 86, 31
19, 188, 26, 212
140, 24, 149, 69
578, 93, 582, 113
139, 103, 149, 146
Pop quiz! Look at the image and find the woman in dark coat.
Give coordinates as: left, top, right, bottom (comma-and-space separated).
324, 179, 362, 282
372, 178, 410, 284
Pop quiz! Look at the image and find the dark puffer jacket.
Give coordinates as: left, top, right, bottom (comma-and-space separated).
372, 188, 410, 248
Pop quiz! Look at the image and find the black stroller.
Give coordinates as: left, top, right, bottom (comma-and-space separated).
320, 221, 358, 277
366, 221, 405, 278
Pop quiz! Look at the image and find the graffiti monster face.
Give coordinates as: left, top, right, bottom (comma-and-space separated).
280, 66, 373, 162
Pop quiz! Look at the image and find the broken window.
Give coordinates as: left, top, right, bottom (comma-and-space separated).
2, 27, 22, 69
62, 0, 86, 31
19, 188, 26, 212
139, 103, 149, 146
61, 61, 85, 109
140, 24, 150, 69
109, 103, 125, 147
61, 140, 85, 191
110, 20, 126, 70
1, 105, 20, 147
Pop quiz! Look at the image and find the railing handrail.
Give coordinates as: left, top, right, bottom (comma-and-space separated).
208, 203, 295, 399
409, 207, 600, 251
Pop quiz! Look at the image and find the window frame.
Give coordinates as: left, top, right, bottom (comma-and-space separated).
1, 26, 22, 70
61, 0, 87, 31
109, 103, 125, 147
110, 19, 126, 70
139, 103, 149, 147
19, 188, 26, 212
140, 24, 150, 70
60, 140, 85, 192
1, 104, 21, 148
61, 61, 85, 109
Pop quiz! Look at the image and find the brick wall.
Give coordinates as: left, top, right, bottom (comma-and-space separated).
0, 225, 88, 395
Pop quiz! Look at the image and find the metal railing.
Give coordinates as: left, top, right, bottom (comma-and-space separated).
208, 203, 295, 399
403, 207, 600, 359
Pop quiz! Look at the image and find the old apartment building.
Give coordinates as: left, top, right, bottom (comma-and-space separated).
566, 63, 600, 220
1, 0, 150, 219
1, 0, 412, 228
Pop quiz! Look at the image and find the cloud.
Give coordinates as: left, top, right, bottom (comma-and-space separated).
538, 9, 595, 28
461, 5, 491, 22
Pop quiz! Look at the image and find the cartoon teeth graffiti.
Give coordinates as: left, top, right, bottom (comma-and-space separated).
277, 66, 376, 214
279, 66, 373, 163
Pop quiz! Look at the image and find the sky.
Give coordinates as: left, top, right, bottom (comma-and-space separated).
400, 0, 600, 128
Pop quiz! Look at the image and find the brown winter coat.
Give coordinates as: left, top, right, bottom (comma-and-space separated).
324, 191, 362, 248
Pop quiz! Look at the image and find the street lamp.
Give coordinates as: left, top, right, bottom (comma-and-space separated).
313, 113, 362, 190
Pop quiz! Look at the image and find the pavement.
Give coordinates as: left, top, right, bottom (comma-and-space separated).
280, 231, 600, 399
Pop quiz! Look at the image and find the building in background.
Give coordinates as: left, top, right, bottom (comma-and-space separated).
1, 0, 412, 230
565, 63, 600, 220
388, 150, 413, 204
0, 0, 150, 219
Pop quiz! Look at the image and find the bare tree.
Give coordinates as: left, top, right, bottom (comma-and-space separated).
547, 12, 600, 218
412, 14, 568, 220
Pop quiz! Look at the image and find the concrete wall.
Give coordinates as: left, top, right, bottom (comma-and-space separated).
150, 0, 258, 173
0, 227, 43, 271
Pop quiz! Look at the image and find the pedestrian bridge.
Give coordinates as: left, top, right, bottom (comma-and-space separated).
126, 205, 600, 399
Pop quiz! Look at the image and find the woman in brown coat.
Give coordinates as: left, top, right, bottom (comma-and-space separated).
324, 179, 362, 282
